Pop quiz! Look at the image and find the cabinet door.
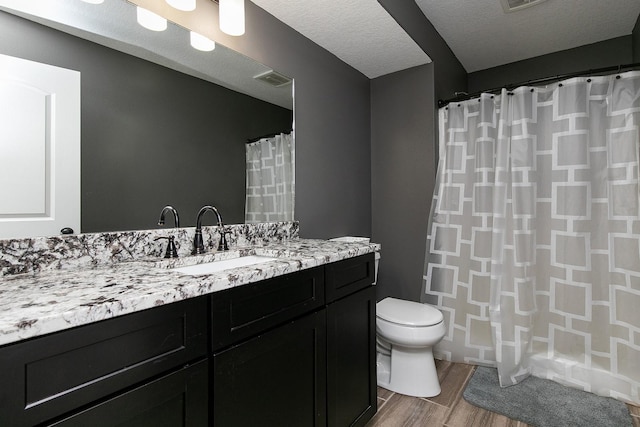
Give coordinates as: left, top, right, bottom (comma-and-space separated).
47, 359, 208, 426
326, 286, 377, 427
325, 253, 374, 303
0, 297, 207, 427
213, 310, 327, 427
211, 266, 325, 352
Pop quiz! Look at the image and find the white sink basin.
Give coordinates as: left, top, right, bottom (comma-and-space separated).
171, 255, 279, 276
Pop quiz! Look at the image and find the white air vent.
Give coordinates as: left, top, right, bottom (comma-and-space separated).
253, 70, 292, 87
500, 0, 548, 13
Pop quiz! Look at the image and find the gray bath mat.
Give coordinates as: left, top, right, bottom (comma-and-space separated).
463, 366, 633, 427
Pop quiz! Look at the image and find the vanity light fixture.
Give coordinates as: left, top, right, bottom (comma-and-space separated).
80, 0, 104, 4
166, 0, 196, 12
136, 7, 167, 31
219, 0, 245, 36
190, 31, 216, 51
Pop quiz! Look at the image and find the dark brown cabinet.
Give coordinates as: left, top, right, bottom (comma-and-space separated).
210, 266, 327, 426
47, 359, 208, 427
213, 310, 327, 426
210, 253, 376, 427
210, 266, 326, 352
326, 286, 377, 427
0, 297, 208, 427
326, 253, 377, 427
0, 253, 376, 427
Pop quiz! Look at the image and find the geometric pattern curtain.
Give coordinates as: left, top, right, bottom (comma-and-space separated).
245, 132, 295, 223
422, 72, 640, 405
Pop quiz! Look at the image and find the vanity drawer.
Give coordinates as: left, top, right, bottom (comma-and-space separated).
211, 266, 325, 351
325, 253, 375, 303
47, 359, 208, 427
0, 296, 207, 427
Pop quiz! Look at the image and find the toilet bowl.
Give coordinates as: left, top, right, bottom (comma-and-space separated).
376, 297, 446, 398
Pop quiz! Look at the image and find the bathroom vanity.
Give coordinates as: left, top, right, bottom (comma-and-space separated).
0, 232, 377, 427
212, 254, 376, 427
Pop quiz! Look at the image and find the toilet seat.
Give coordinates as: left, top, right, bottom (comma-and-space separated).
377, 297, 443, 327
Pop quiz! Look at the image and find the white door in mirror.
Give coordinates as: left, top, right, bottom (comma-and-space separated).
0, 54, 80, 239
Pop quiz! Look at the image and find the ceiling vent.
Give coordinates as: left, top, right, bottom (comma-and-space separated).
500, 0, 548, 13
253, 70, 292, 87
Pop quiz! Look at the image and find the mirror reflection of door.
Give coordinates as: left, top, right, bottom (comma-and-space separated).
0, 53, 80, 239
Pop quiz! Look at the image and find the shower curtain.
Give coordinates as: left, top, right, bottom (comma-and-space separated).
245, 132, 295, 223
423, 72, 640, 405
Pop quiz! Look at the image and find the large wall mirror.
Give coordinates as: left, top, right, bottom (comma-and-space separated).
0, 0, 294, 238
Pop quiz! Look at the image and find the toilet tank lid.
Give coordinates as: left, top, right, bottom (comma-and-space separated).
377, 297, 444, 326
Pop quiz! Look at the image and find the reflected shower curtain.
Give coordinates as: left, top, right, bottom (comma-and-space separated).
245, 132, 295, 223
422, 72, 640, 404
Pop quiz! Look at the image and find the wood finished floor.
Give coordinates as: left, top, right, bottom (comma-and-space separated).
365, 360, 640, 427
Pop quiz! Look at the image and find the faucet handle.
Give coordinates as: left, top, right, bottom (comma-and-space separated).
218, 229, 230, 251
154, 236, 179, 258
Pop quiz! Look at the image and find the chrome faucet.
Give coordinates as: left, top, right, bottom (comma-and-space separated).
155, 205, 180, 258
192, 205, 229, 255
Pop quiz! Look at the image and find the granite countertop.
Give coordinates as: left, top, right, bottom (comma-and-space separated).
0, 238, 379, 347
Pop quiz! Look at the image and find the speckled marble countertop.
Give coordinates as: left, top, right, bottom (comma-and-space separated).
0, 238, 379, 347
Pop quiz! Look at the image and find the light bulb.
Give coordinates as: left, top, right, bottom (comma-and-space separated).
219, 0, 245, 36
166, 0, 196, 12
136, 7, 167, 32
190, 32, 216, 52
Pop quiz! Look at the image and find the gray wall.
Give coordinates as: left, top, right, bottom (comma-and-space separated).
218, 4, 372, 239
205, 2, 466, 302
468, 36, 633, 93
0, 4, 373, 239
371, 65, 435, 301
372, 1, 467, 302
0, 11, 292, 233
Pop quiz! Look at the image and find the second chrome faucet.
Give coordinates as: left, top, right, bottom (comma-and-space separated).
192, 205, 229, 255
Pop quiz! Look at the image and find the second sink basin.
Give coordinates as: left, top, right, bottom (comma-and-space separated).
171, 255, 279, 276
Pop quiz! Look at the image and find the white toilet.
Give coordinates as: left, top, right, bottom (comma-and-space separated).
375, 296, 446, 397
369, 251, 446, 397
348, 247, 445, 397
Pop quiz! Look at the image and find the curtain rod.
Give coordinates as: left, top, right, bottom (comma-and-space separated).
246, 130, 292, 144
437, 62, 640, 108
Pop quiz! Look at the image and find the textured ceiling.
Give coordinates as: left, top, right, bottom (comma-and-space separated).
415, 0, 640, 72
249, 0, 432, 79
251, 0, 640, 75
3, 0, 636, 92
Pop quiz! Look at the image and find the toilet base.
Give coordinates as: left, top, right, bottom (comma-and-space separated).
376, 345, 441, 398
